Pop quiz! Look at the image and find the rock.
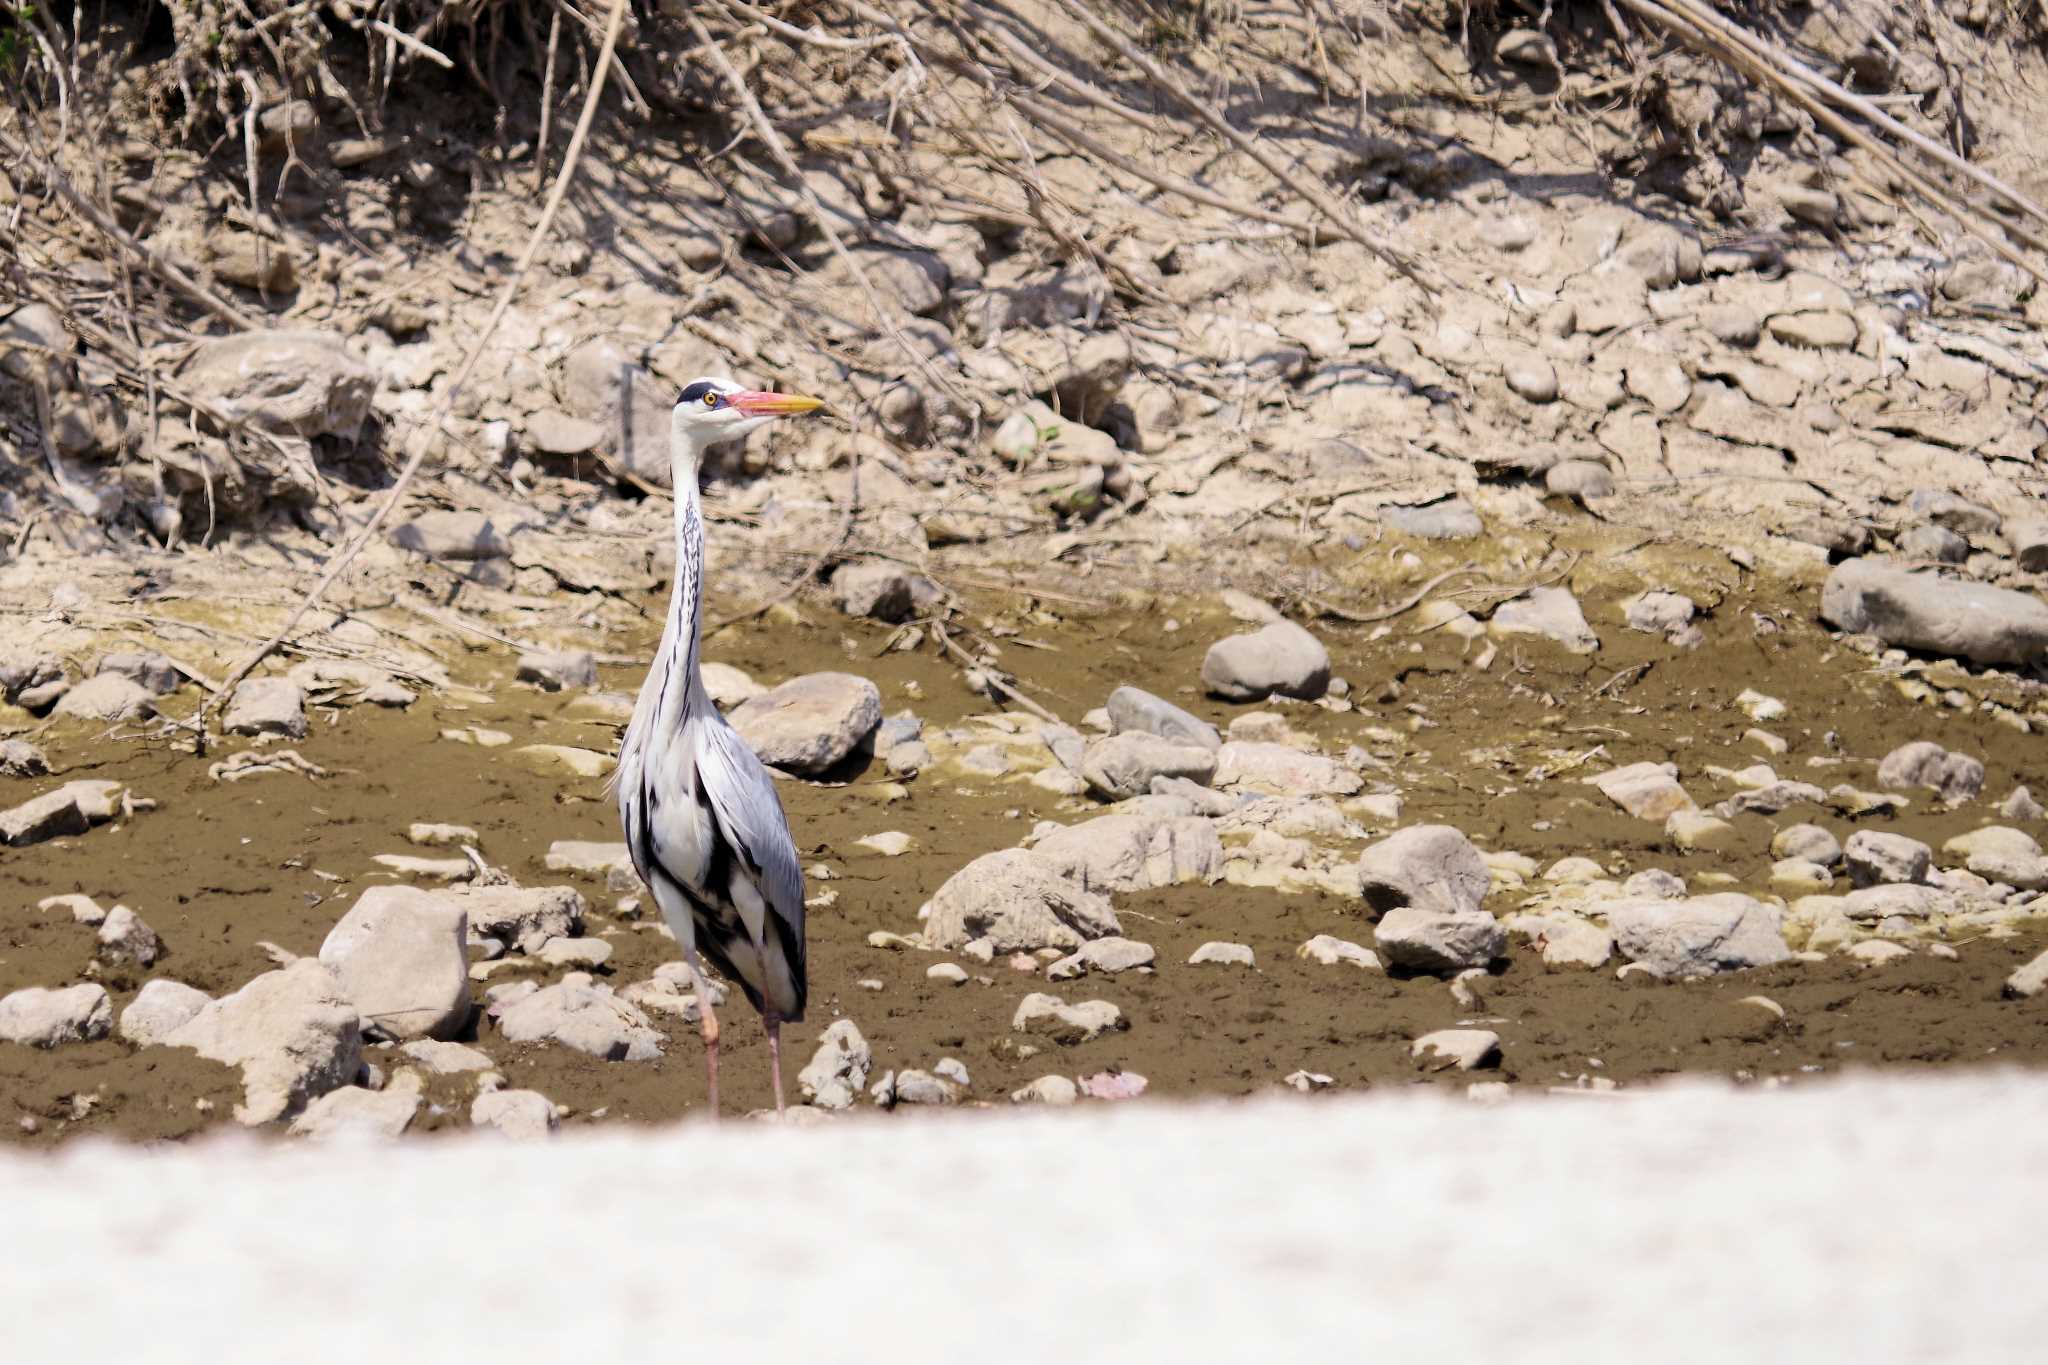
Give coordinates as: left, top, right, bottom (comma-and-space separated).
798, 1019, 871, 1110
1767, 311, 1858, 350
524, 410, 605, 456
0, 738, 49, 777
289, 1074, 422, 1139
494, 974, 662, 1061
1383, 498, 1484, 540
1495, 28, 1557, 66
1847, 940, 1912, 967
1623, 591, 1698, 640
448, 884, 585, 955
1523, 917, 1614, 969
926, 962, 969, 986
1843, 831, 1933, 887
390, 510, 511, 561
544, 841, 632, 880
1666, 810, 1738, 852
1010, 1075, 1079, 1105
1625, 360, 1692, 412
516, 650, 598, 692
1908, 490, 2001, 537
1080, 733, 1217, 801
1546, 460, 1615, 500
1771, 858, 1832, 892
2006, 949, 2048, 999
1357, 825, 1490, 915
537, 937, 614, 969
1876, 741, 1984, 805
700, 662, 765, 709
165, 960, 363, 1124
0, 983, 113, 1048
1046, 937, 1157, 980
1506, 357, 1559, 403
830, 562, 915, 623
856, 831, 913, 857
1900, 526, 1968, 564
885, 741, 931, 776
1201, 621, 1331, 701
1298, 934, 1380, 969
1590, 762, 1697, 822
318, 887, 471, 1041
222, 676, 307, 738
52, 673, 156, 722
471, 1089, 560, 1138
0, 788, 92, 847
1605, 894, 1791, 976
118, 979, 212, 1046
2000, 787, 2044, 821
1011, 992, 1127, 1045
1701, 305, 1760, 346
96, 905, 162, 967
919, 848, 1120, 952
1374, 906, 1506, 974
1106, 685, 1220, 751
729, 672, 882, 775
96, 651, 182, 695
1491, 587, 1599, 653
179, 331, 376, 439
2009, 519, 2048, 574
399, 1040, 496, 1074
1412, 1029, 1501, 1071
1839, 885, 1947, 922
1031, 814, 1222, 894
1187, 941, 1255, 967
891, 1069, 966, 1106
512, 745, 616, 779
1821, 560, 2048, 667
556, 339, 691, 487
1283, 1069, 1336, 1093
1773, 824, 1842, 865
1213, 742, 1360, 797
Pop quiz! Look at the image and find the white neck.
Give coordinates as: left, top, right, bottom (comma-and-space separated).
665, 416, 711, 691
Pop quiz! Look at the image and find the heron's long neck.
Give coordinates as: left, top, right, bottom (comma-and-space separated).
667, 425, 709, 691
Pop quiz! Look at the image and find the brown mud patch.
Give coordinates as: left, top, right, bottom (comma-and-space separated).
5, 534, 2048, 1143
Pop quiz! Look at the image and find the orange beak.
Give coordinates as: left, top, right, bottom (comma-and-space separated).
728, 390, 824, 417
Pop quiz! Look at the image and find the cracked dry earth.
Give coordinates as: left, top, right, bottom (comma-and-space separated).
3, 526, 2047, 1145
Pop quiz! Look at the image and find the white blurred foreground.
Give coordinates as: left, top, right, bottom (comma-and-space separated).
6, 1072, 2046, 1362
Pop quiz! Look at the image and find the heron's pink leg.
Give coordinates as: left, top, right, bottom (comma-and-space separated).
764, 1014, 785, 1114
683, 951, 721, 1121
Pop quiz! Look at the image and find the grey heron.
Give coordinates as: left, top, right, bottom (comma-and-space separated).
616, 376, 823, 1118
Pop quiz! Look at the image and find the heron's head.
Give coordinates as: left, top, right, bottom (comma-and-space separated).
671, 377, 823, 450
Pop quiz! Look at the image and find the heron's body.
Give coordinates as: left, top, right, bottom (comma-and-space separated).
615, 378, 821, 1114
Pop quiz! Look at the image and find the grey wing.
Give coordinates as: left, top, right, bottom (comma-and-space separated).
694, 715, 808, 1004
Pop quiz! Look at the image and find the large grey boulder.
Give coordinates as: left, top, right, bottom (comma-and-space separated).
449, 885, 585, 954
1106, 685, 1220, 751
1842, 831, 1932, 888
318, 886, 472, 1041
1374, 907, 1506, 973
1201, 621, 1330, 701
1357, 824, 1491, 916
1212, 742, 1361, 797
1876, 741, 1984, 805
52, 674, 156, 722
0, 983, 113, 1048
118, 979, 213, 1046
1821, 560, 2048, 666
289, 1073, 423, 1140
729, 672, 882, 775
920, 848, 1120, 952
222, 676, 308, 739
1605, 895, 1791, 976
176, 331, 376, 439
1491, 587, 1600, 654
1031, 813, 1223, 894
1080, 733, 1217, 801
164, 960, 363, 1124
494, 973, 662, 1061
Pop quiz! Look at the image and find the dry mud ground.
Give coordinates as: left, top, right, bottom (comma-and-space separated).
3, 529, 2046, 1141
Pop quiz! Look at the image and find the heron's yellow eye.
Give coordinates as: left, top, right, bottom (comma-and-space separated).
703, 393, 720, 409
